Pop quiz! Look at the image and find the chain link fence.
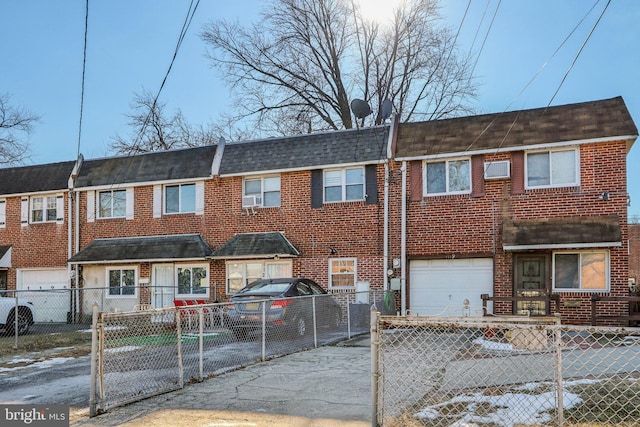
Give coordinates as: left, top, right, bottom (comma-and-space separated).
373, 312, 640, 426
89, 289, 387, 415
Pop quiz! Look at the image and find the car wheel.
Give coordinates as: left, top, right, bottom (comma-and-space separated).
293, 316, 307, 337
9, 308, 32, 335
231, 328, 247, 340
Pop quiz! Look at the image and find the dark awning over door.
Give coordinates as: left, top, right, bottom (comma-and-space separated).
209, 232, 299, 260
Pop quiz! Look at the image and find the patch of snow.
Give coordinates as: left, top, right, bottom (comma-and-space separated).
0, 357, 75, 373
104, 346, 140, 353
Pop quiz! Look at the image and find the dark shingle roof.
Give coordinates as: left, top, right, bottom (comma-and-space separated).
396, 97, 638, 159
219, 126, 389, 175
210, 232, 300, 259
503, 216, 621, 250
0, 161, 75, 195
68, 234, 213, 263
75, 145, 217, 187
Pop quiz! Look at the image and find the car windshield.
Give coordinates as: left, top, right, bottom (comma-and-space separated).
242, 282, 290, 294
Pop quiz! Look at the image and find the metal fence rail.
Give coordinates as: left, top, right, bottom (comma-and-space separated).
90, 290, 382, 415
372, 312, 640, 426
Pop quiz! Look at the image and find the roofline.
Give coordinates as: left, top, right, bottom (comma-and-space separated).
219, 159, 386, 178
74, 176, 213, 192
503, 242, 621, 251
208, 254, 298, 260
69, 257, 209, 265
222, 125, 389, 147
395, 134, 638, 162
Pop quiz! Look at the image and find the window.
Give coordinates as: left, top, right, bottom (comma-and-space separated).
98, 190, 126, 218
176, 264, 209, 296
244, 176, 281, 207
226, 260, 292, 294
31, 196, 57, 223
526, 148, 578, 188
324, 168, 365, 202
329, 258, 356, 288
424, 159, 471, 195
165, 183, 196, 214
553, 251, 608, 291
107, 267, 136, 297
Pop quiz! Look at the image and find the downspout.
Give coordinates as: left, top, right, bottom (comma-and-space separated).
383, 161, 389, 291
401, 161, 407, 315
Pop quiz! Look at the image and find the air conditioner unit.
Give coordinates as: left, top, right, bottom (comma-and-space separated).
484, 160, 510, 179
242, 195, 261, 208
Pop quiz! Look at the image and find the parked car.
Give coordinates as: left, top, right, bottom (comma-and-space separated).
225, 278, 342, 339
0, 297, 35, 335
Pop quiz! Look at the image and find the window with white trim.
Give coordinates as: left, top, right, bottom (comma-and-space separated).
107, 267, 137, 297
526, 148, 578, 188
244, 175, 281, 207
552, 250, 608, 291
31, 196, 57, 223
424, 158, 471, 195
176, 264, 209, 296
329, 258, 357, 288
324, 167, 364, 202
165, 183, 195, 214
226, 260, 292, 294
98, 189, 126, 218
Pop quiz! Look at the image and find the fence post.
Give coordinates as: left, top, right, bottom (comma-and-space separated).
89, 303, 99, 417
347, 295, 352, 339
13, 293, 18, 349
261, 301, 266, 361
371, 307, 379, 427
176, 307, 184, 388
554, 317, 564, 426
199, 308, 204, 381
312, 296, 318, 348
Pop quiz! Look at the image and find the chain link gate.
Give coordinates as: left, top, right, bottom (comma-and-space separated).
372, 311, 640, 426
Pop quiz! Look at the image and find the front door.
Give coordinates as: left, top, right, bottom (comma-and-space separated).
152, 264, 175, 309
514, 255, 549, 316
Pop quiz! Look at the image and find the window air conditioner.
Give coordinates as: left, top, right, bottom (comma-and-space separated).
242, 195, 261, 208
484, 160, 511, 179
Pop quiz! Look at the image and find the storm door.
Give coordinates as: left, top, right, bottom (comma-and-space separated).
152, 264, 175, 309
514, 255, 550, 316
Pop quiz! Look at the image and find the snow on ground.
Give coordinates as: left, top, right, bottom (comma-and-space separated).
0, 356, 75, 373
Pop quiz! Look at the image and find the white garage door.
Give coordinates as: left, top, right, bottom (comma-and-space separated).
409, 258, 493, 316
18, 268, 70, 323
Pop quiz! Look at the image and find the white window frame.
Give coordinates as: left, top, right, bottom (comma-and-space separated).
329, 258, 357, 289
97, 189, 127, 219
323, 167, 365, 203
243, 175, 281, 207
175, 263, 210, 297
106, 266, 138, 298
164, 183, 196, 214
525, 147, 580, 189
30, 195, 58, 223
423, 157, 472, 196
225, 260, 292, 294
552, 250, 609, 292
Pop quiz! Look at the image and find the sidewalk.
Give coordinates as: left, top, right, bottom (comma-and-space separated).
71, 335, 372, 427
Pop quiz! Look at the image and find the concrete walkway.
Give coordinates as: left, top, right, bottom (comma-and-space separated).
71, 335, 372, 427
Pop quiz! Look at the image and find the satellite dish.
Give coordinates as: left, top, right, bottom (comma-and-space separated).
381, 99, 393, 121
351, 99, 372, 119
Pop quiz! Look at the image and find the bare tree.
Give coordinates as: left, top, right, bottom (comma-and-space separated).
0, 93, 39, 166
201, 0, 478, 134
110, 90, 219, 155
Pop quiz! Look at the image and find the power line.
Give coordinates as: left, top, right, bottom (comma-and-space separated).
76, 0, 89, 158
547, 0, 611, 107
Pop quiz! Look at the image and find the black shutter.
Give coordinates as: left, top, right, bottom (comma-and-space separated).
365, 164, 378, 204
311, 169, 323, 208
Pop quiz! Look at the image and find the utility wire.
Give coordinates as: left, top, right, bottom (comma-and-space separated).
129, 0, 201, 152
471, 0, 501, 76
547, 0, 611, 107
77, 0, 89, 158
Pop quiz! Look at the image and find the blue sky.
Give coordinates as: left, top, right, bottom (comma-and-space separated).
1, 0, 639, 217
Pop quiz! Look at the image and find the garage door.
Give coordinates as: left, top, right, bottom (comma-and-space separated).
18, 268, 70, 323
409, 258, 493, 316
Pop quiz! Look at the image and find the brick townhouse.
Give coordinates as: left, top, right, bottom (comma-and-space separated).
391, 97, 637, 325
67, 126, 391, 316
0, 96, 637, 325
0, 161, 76, 322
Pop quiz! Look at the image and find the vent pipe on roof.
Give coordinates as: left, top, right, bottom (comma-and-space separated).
211, 137, 225, 176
